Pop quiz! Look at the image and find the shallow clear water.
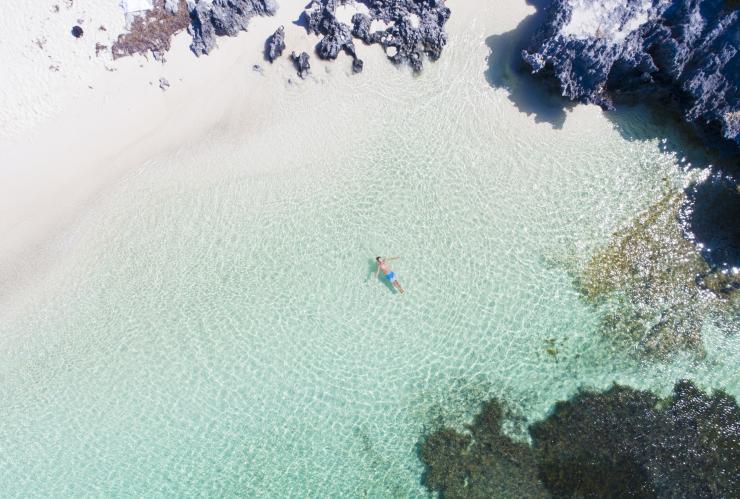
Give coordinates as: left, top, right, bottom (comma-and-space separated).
1, 4, 737, 496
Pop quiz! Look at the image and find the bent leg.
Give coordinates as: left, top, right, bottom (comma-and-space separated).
394, 281, 405, 293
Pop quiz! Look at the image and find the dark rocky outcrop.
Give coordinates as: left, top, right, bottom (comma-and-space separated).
522, 0, 739, 157
112, 0, 275, 59
189, 0, 278, 56
71, 25, 84, 38
419, 380, 740, 498
305, 0, 357, 58
265, 25, 286, 62
301, 0, 450, 72
351, 0, 450, 72
290, 51, 311, 79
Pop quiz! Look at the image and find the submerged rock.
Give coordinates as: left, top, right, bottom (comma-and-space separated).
418, 380, 740, 498
290, 51, 311, 79
265, 25, 286, 62
531, 380, 740, 498
576, 190, 736, 356
419, 399, 548, 498
522, 0, 739, 156
71, 25, 84, 38
189, 0, 278, 56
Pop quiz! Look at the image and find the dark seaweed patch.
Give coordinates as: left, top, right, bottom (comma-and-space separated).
418, 380, 740, 498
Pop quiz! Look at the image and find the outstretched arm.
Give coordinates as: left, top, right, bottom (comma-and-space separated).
388, 256, 400, 261
374, 264, 380, 279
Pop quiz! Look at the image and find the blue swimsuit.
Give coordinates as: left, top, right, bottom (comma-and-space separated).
385, 272, 396, 282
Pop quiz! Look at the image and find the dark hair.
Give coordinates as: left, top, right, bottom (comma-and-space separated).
376, 256, 381, 262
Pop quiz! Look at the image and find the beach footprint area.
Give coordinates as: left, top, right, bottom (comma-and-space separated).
0, 0, 737, 496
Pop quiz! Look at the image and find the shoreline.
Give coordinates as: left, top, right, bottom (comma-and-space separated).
0, 0, 499, 305
0, 0, 373, 303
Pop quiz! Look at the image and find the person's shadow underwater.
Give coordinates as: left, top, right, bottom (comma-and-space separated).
366, 259, 398, 293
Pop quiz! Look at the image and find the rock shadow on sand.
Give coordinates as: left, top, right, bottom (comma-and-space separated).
484, 0, 575, 129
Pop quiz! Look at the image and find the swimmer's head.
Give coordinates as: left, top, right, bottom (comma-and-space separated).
376, 256, 382, 262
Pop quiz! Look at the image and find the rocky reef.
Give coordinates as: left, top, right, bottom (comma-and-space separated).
419, 380, 740, 498
300, 0, 450, 72
577, 190, 727, 356
419, 399, 549, 498
522, 0, 739, 156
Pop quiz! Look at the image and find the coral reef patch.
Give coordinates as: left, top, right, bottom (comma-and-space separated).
418, 380, 740, 498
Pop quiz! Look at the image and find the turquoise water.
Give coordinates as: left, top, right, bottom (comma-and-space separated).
1, 5, 737, 496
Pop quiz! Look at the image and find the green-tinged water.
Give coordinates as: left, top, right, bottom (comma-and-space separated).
1, 4, 737, 496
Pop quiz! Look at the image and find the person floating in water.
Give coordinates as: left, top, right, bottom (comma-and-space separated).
375, 256, 405, 293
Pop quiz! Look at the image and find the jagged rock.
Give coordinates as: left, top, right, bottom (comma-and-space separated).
71, 25, 84, 38
158, 77, 170, 91
302, 0, 450, 72
351, 57, 363, 73
189, 0, 278, 56
350, 12, 372, 42
265, 25, 286, 62
164, 0, 178, 14
522, 0, 739, 154
303, 0, 358, 65
351, 0, 450, 72
290, 51, 311, 79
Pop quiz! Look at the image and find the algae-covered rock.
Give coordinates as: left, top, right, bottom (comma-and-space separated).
530, 380, 740, 498
418, 399, 549, 498
577, 191, 723, 355
418, 380, 740, 498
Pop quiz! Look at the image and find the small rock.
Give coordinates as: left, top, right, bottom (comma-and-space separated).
252, 64, 263, 73
159, 77, 170, 91
290, 51, 311, 79
352, 58, 363, 74
265, 26, 285, 63
71, 25, 84, 38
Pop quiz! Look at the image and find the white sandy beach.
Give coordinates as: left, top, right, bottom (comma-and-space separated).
0, 0, 530, 300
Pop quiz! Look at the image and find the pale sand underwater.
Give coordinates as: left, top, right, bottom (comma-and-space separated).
0, 0, 737, 496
